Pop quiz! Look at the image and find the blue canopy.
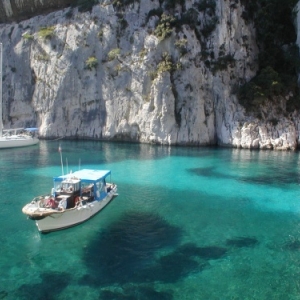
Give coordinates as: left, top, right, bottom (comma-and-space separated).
55, 169, 111, 182
25, 128, 38, 131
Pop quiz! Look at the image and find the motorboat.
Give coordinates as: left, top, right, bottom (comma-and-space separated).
22, 169, 118, 232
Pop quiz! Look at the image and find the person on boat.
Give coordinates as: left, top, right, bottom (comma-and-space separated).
46, 198, 58, 209
58, 199, 67, 211
107, 184, 113, 192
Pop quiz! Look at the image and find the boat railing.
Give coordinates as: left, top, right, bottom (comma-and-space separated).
32, 195, 48, 202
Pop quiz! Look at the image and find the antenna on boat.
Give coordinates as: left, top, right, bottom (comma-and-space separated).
58, 144, 64, 176
66, 157, 69, 175
78, 158, 81, 170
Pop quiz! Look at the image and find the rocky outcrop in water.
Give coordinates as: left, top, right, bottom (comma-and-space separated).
0, 0, 299, 149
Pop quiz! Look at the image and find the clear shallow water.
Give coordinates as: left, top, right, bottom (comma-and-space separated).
1, 141, 300, 299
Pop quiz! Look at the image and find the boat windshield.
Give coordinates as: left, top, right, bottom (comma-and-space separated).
96, 181, 104, 192
54, 181, 74, 192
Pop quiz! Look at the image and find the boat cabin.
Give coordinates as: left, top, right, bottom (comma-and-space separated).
52, 169, 112, 209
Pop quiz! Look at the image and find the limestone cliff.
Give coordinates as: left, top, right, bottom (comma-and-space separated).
0, 0, 71, 23
0, 0, 299, 149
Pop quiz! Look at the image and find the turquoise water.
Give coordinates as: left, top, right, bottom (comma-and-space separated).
1, 141, 300, 299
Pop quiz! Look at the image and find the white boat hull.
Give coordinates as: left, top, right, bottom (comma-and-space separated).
0, 136, 39, 148
35, 190, 117, 232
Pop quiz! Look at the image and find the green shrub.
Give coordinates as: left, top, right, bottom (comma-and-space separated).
154, 14, 176, 41
238, 0, 300, 111
98, 30, 104, 40
157, 52, 174, 75
139, 48, 148, 58
38, 27, 55, 39
35, 54, 50, 61
107, 48, 120, 61
238, 67, 284, 110
85, 56, 98, 70
175, 38, 188, 56
254, 67, 283, 96
112, 0, 137, 9
149, 53, 174, 80
22, 33, 34, 40
238, 81, 264, 110
149, 71, 157, 81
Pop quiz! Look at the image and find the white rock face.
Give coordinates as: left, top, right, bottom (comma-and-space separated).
0, 0, 299, 149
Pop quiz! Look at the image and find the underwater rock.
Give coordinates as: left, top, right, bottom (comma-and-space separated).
12, 272, 70, 299
0, 291, 8, 299
226, 237, 259, 248
176, 243, 203, 256
284, 240, 300, 251
136, 286, 173, 300
140, 251, 207, 284
195, 246, 228, 259
177, 243, 227, 260
188, 167, 216, 177
100, 290, 133, 300
239, 170, 299, 186
84, 211, 182, 285
100, 286, 173, 300
158, 252, 203, 282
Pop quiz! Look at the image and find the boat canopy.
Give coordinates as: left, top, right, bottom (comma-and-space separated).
54, 169, 111, 183
25, 128, 38, 131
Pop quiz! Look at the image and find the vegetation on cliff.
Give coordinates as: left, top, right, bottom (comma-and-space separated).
238, 0, 300, 112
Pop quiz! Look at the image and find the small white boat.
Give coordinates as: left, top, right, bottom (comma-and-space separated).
22, 169, 118, 232
0, 127, 39, 149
